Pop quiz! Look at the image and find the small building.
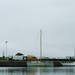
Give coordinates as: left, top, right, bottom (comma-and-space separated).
8, 55, 13, 60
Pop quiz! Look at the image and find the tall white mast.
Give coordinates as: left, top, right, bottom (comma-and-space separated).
40, 30, 42, 59
74, 46, 75, 57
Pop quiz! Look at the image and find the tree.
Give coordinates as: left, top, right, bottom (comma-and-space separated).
15, 53, 24, 56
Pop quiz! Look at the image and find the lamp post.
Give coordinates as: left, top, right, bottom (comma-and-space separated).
5, 41, 8, 59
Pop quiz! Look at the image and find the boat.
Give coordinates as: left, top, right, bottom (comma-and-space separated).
27, 30, 54, 67
61, 51, 75, 66
27, 61, 53, 67
61, 62, 75, 66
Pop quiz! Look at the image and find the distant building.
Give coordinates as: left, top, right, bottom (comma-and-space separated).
66, 56, 75, 59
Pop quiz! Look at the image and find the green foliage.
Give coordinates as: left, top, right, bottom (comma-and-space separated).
15, 53, 24, 56
0, 56, 6, 60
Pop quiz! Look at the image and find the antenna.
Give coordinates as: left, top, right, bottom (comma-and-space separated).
3, 50, 4, 57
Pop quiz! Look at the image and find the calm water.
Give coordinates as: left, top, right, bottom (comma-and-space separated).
0, 67, 75, 75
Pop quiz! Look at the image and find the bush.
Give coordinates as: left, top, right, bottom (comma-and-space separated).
15, 53, 24, 56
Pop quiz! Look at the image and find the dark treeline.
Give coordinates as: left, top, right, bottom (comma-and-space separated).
38, 59, 75, 61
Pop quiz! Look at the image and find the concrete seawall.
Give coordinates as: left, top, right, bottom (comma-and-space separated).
0, 61, 27, 67
53, 61, 63, 66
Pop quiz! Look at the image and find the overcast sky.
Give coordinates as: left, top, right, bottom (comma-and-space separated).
0, 0, 75, 58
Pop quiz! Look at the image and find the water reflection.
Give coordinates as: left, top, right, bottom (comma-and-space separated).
0, 67, 27, 75
27, 67, 37, 75
0, 67, 75, 75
